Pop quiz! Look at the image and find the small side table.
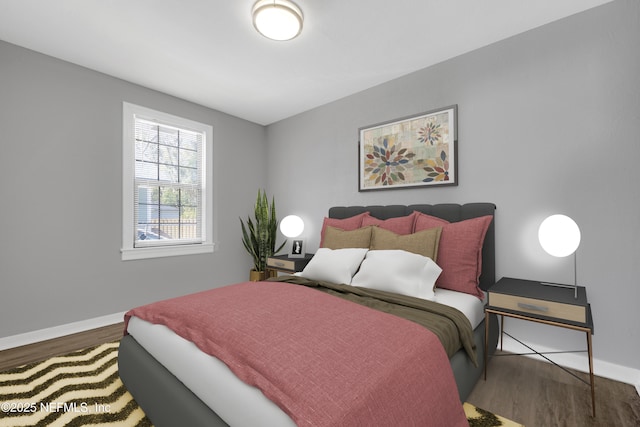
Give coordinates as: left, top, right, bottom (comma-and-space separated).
484, 277, 595, 417
266, 253, 314, 275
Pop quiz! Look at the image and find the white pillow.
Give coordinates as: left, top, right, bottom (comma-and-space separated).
299, 248, 369, 284
351, 250, 442, 300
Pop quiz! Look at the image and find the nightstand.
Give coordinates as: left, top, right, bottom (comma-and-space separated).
266, 253, 314, 275
484, 277, 595, 417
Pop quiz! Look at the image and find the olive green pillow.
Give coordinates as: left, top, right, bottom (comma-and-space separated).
370, 226, 442, 261
322, 226, 373, 249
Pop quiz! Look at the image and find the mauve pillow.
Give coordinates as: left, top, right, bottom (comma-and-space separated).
361, 212, 418, 235
414, 212, 492, 299
413, 212, 449, 229
319, 212, 370, 247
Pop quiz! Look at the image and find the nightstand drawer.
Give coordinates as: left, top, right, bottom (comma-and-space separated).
489, 292, 586, 323
267, 257, 297, 271
267, 254, 314, 273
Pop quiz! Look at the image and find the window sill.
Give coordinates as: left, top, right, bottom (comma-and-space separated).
121, 243, 215, 261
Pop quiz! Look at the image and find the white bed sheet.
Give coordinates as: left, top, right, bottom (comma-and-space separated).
126, 288, 486, 427
432, 288, 487, 330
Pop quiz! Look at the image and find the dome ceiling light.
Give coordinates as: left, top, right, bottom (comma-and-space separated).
252, 0, 304, 41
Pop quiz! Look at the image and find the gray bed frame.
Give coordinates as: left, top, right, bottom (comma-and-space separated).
119, 203, 500, 427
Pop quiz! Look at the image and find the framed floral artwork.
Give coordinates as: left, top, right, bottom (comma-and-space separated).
358, 105, 457, 191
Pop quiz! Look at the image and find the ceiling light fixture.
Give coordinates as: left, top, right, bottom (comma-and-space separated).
252, 0, 303, 41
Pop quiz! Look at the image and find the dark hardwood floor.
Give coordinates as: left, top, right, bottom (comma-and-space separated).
2, 326, 639, 427
0, 323, 125, 372
468, 351, 640, 427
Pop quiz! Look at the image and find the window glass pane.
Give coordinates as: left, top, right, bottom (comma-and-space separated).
179, 223, 198, 240
159, 145, 179, 166
136, 141, 158, 162
181, 132, 199, 150
179, 167, 198, 184
159, 164, 179, 182
157, 224, 174, 239
137, 229, 163, 241
135, 160, 158, 180
158, 205, 179, 220
160, 187, 179, 206
136, 122, 158, 143
181, 188, 200, 208
159, 127, 179, 146
180, 148, 198, 168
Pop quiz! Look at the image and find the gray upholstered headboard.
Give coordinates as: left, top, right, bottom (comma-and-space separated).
328, 203, 496, 291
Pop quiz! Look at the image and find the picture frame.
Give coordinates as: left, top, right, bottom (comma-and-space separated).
358, 105, 457, 191
288, 239, 305, 258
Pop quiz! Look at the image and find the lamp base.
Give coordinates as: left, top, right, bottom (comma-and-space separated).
540, 282, 578, 299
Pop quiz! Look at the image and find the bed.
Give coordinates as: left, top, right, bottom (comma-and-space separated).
119, 203, 499, 426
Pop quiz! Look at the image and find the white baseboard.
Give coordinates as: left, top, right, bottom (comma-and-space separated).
0, 312, 126, 351
500, 335, 640, 397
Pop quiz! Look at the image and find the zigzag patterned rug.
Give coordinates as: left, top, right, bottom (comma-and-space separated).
0, 341, 150, 426
1, 341, 523, 426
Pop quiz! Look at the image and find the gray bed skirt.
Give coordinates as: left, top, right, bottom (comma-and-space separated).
119, 334, 228, 427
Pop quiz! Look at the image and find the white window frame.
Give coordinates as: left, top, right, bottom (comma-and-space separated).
121, 102, 214, 260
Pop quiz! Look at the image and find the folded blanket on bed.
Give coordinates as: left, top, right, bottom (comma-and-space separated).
273, 275, 477, 364
125, 281, 468, 427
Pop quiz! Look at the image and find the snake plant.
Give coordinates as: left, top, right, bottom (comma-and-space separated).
240, 189, 286, 272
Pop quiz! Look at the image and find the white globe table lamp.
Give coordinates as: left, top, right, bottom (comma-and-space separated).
280, 214, 305, 257
538, 214, 581, 298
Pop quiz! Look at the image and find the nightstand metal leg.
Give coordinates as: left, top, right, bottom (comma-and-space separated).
484, 311, 489, 380
500, 315, 504, 351
587, 330, 596, 417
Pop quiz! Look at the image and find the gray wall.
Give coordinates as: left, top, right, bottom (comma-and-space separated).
0, 40, 266, 337
267, 0, 640, 371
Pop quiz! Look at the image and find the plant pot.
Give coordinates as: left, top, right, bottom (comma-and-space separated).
249, 270, 267, 282
249, 269, 278, 281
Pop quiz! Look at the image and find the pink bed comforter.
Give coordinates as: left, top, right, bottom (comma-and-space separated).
125, 281, 468, 427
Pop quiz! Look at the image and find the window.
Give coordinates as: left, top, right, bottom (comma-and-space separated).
122, 102, 214, 260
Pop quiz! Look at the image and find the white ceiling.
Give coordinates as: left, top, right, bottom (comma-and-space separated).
0, 0, 612, 125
